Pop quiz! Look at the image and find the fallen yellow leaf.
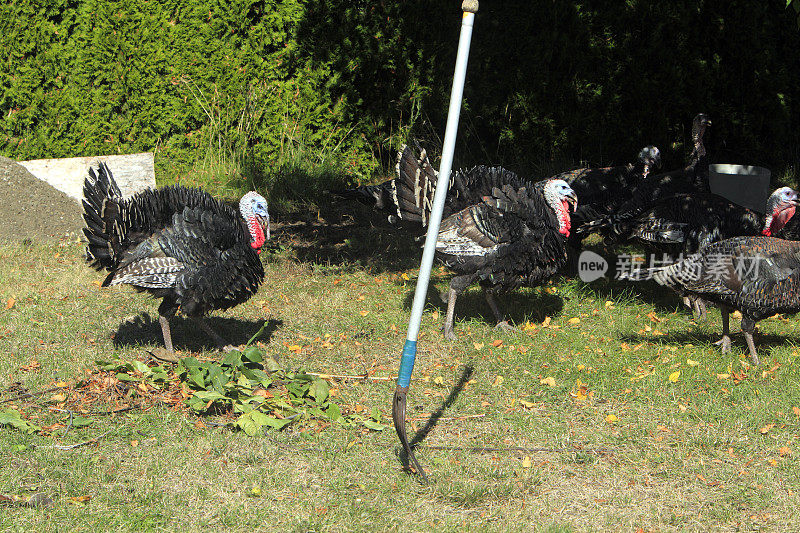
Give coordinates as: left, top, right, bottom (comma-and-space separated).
5, 297, 14, 309
668, 370, 681, 383
604, 300, 615, 309
430, 310, 439, 320
576, 364, 585, 371
760, 424, 775, 434
491, 339, 503, 347
542, 316, 551, 327
717, 373, 730, 380
605, 414, 618, 424
521, 456, 532, 468
359, 310, 369, 316
492, 375, 504, 387
568, 317, 580, 325
793, 406, 800, 416
540, 376, 556, 387
50, 393, 66, 402
401, 273, 410, 281
687, 359, 700, 367
433, 376, 444, 385
779, 446, 792, 457
473, 342, 484, 350
287, 344, 302, 353
519, 399, 535, 408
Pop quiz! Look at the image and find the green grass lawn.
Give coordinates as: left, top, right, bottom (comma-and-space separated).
2, 216, 800, 532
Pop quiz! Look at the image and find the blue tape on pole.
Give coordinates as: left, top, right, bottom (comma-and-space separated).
397, 339, 417, 388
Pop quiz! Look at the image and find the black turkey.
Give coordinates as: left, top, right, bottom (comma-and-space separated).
622, 187, 799, 251
82, 163, 269, 353
597, 113, 713, 240
434, 179, 577, 339
554, 145, 662, 243
623, 236, 800, 365
619, 187, 799, 319
334, 142, 531, 225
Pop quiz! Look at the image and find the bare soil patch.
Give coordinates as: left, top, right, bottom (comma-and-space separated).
0, 156, 84, 242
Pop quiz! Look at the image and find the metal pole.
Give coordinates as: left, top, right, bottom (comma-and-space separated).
392, 0, 478, 483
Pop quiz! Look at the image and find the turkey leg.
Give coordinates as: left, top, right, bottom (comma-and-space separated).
740, 316, 760, 366
485, 290, 517, 333
192, 317, 235, 352
443, 287, 458, 341
159, 314, 175, 352
713, 307, 731, 353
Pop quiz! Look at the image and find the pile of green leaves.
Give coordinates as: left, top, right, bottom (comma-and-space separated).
98, 345, 385, 436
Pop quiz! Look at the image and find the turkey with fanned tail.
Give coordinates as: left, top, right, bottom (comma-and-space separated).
435, 179, 577, 339
333, 142, 532, 225
82, 163, 269, 354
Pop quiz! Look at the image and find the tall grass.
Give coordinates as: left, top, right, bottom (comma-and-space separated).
154, 77, 368, 210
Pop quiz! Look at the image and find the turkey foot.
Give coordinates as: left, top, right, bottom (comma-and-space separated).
741, 317, 760, 366
148, 347, 179, 363
713, 307, 732, 354
192, 317, 235, 352
713, 335, 731, 354
493, 321, 518, 334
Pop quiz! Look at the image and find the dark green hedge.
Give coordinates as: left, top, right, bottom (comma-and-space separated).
1, 1, 799, 186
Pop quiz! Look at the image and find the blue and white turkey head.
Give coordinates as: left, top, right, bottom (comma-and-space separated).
240, 192, 270, 250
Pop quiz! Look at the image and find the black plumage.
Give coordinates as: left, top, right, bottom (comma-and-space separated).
621, 188, 799, 253
555, 145, 662, 243
626, 236, 800, 365
82, 163, 268, 352
597, 113, 713, 241
615, 187, 799, 319
435, 179, 577, 339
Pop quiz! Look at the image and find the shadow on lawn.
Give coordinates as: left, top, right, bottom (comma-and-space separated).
620, 329, 792, 356
396, 363, 475, 473
269, 199, 423, 273
113, 314, 282, 353
402, 285, 566, 329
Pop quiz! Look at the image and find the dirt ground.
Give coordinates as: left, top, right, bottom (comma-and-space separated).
0, 156, 84, 243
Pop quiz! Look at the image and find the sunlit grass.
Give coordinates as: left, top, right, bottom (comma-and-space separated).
1, 233, 800, 531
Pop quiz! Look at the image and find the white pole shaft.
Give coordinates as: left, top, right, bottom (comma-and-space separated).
406, 11, 475, 342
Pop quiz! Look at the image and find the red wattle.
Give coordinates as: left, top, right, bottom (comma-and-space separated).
248, 216, 265, 250
769, 206, 796, 235
559, 201, 571, 237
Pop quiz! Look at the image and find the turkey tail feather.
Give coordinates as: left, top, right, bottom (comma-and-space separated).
82, 163, 126, 271
393, 143, 438, 225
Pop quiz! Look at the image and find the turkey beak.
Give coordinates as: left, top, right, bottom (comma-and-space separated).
257, 214, 270, 240
565, 191, 578, 211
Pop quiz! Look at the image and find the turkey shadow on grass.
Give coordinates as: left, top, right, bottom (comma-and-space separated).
401, 285, 565, 330
269, 200, 424, 274
619, 330, 791, 355
397, 363, 475, 472
112, 313, 282, 353
575, 276, 691, 316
